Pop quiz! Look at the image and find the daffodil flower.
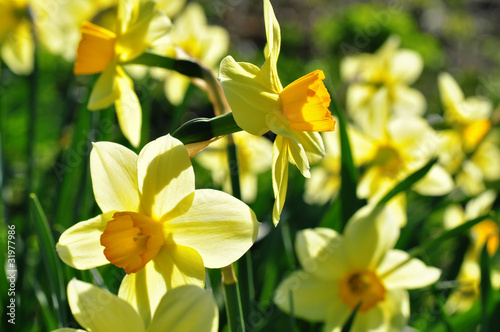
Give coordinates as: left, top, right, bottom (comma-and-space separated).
219, 0, 335, 225
194, 131, 273, 203
73, 0, 170, 147
0, 0, 34, 75
273, 204, 441, 331
56, 134, 259, 325
53, 279, 218, 332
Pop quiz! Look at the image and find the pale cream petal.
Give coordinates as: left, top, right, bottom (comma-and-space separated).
455, 97, 492, 123
368, 289, 409, 332
344, 205, 400, 270
147, 286, 218, 332
272, 136, 289, 226
273, 270, 337, 321
347, 126, 377, 166
118, 245, 205, 326
261, 0, 282, 92
323, 299, 352, 332
137, 135, 195, 221
295, 228, 350, 280
379, 250, 441, 289
165, 189, 259, 268
349, 305, 384, 332
294, 131, 326, 165
304, 167, 340, 205
114, 66, 142, 148
164, 71, 191, 106
438, 72, 464, 116
67, 279, 144, 332
56, 212, 115, 270
88, 63, 119, 110
90, 142, 140, 213
391, 85, 426, 116
412, 164, 454, 196
443, 204, 465, 229
389, 50, 423, 85
465, 189, 497, 220
219, 56, 280, 135
288, 139, 311, 178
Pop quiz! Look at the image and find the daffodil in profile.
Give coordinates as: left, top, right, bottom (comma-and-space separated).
273, 204, 441, 331
73, 0, 171, 147
53, 279, 218, 332
194, 131, 272, 203
0, 0, 34, 75
219, 0, 335, 225
56, 134, 259, 325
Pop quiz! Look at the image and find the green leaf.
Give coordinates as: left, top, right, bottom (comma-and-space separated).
125, 52, 204, 78
172, 112, 242, 145
376, 158, 437, 208
341, 302, 361, 332
29, 193, 67, 328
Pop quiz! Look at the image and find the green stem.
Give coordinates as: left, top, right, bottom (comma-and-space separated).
125, 52, 204, 78
221, 265, 246, 332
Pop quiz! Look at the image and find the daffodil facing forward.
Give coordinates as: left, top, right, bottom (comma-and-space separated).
56, 134, 259, 325
73, 0, 170, 147
273, 204, 441, 331
219, 0, 335, 225
53, 279, 218, 332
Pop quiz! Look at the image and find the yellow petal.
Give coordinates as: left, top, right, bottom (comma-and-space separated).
73, 21, 116, 75
118, 245, 205, 326
343, 205, 400, 270
147, 285, 218, 332
288, 139, 311, 178
391, 85, 426, 116
164, 71, 190, 106
67, 279, 144, 332
88, 62, 119, 110
261, 0, 282, 92
295, 228, 350, 280
389, 49, 423, 85
90, 141, 140, 212
272, 136, 289, 226
56, 212, 115, 270
219, 56, 280, 135
412, 164, 454, 196
0, 19, 33, 75
114, 66, 142, 147
379, 250, 441, 289
273, 270, 337, 321
137, 135, 195, 221
166, 189, 259, 268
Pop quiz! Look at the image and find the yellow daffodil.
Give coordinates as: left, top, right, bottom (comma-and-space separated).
53, 279, 218, 332
194, 131, 272, 203
273, 204, 441, 331
341, 35, 426, 134
444, 190, 499, 313
73, 0, 171, 147
0, 0, 34, 75
56, 134, 259, 325
350, 113, 454, 226
159, 2, 229, 105
219, 0, 335, 225
303, 129, 341, 205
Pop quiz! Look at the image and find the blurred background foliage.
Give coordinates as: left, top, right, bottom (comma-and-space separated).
1, 0, 500, 331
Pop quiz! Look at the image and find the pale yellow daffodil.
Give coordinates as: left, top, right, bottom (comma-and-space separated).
53, 279, 218, 332
73, 0, 171, 147
219, 0, 335, 225
56, 134, 259, 325
351, 113, 454, 226
0, 0, 34, 75
273, 204, 441, 331
194, 131, 272, 203
158, 2, 229, 105
444, 190, 499, 313
341, 35, 426, 134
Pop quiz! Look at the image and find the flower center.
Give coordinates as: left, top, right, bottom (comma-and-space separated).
471, 220, 499, 257
372, 145, 404, 176
100, 212, 164, 274
74, 21, 117, 75
338, 270, 386, 312
279, 70, 335, 132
